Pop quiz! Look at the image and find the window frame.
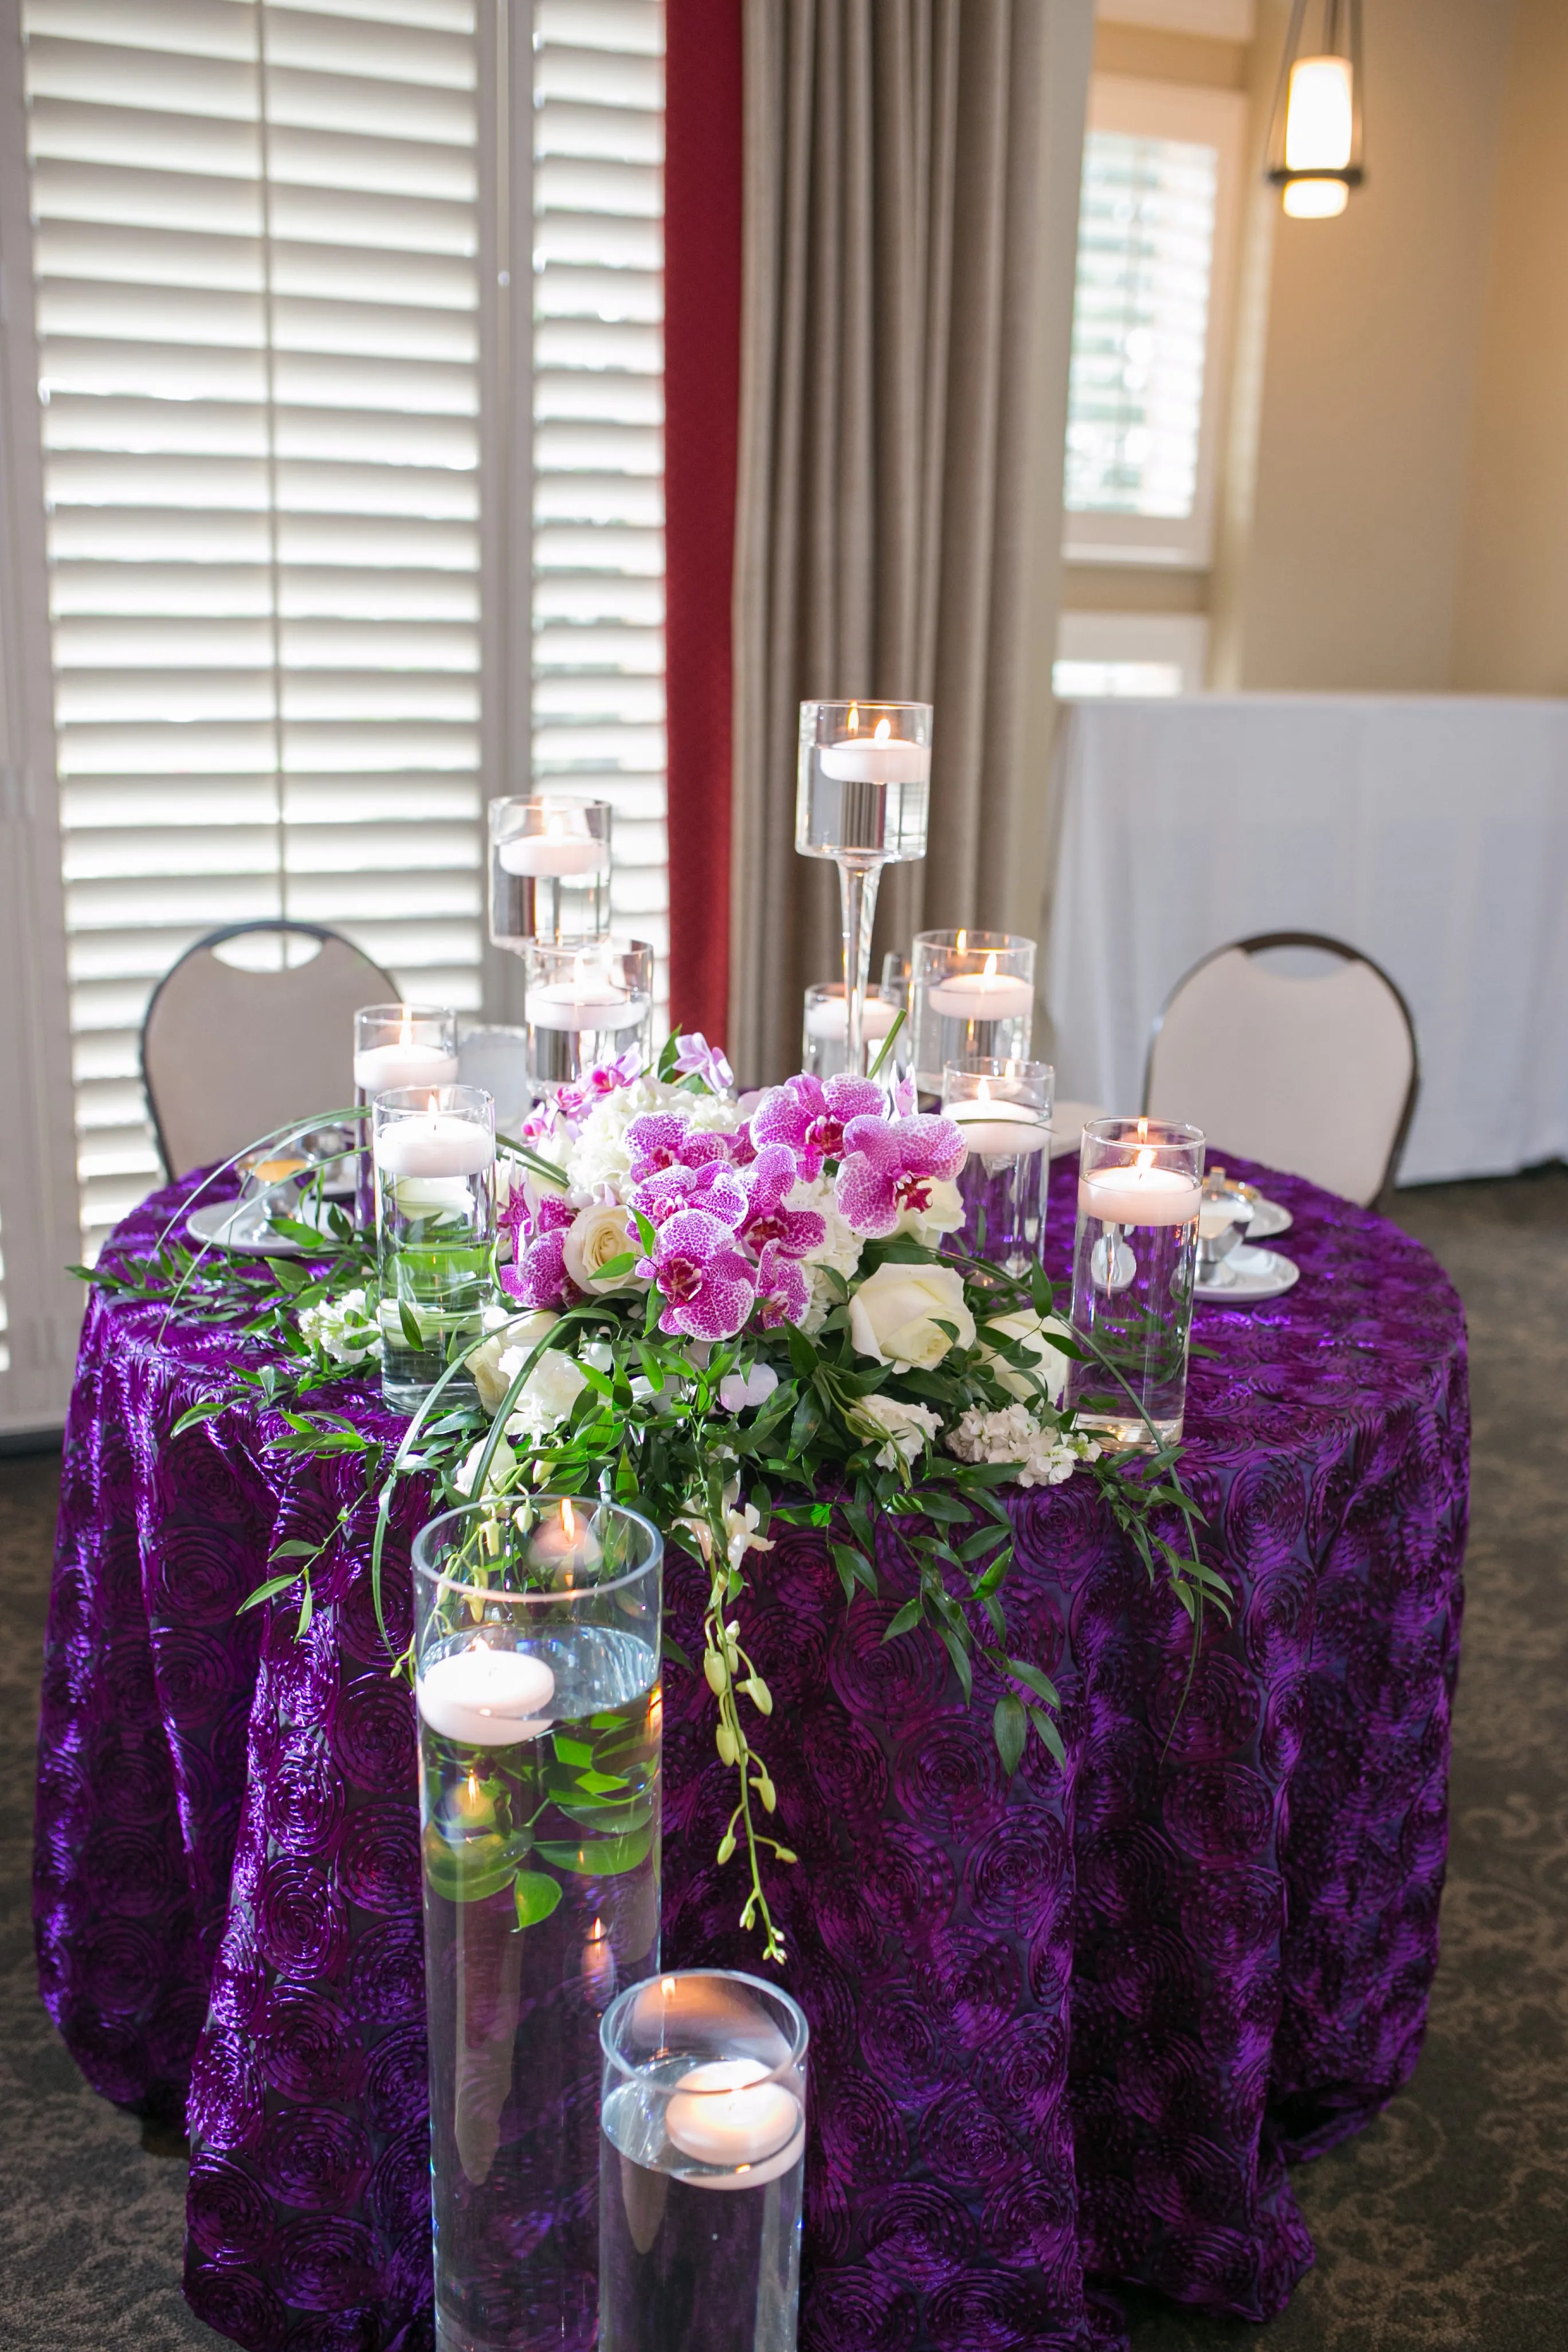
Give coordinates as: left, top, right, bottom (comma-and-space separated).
1054, 609, 1210, 695
1063, 73, 1247, 570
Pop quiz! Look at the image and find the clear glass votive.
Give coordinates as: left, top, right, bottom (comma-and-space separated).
489, 796, 612, 949
911, 930, 1034, 1095
599, 1969, 808, 2352
523, 938, 654, 1095
801, 981, 901, 1081
1066, 1116, 1205, 1449
373, 1084, 496, 1410
354, 1002, 458, 1228
880, 950, 912, 1009
943, 1058, 1054, 1273
414, 1499, 664, 2352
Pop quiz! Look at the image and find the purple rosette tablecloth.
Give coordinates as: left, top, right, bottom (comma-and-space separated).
34, 1154, 1467, 2351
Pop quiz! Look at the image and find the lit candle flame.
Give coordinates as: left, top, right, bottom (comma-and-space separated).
560, 1499, 577, 1543
398, 1006, 413, 1048
983, 953, 997, 980
873, 716, 891, 743
661, 1976, 677, 1999
956, 928, 967, 955
977, 1078, 991, 1106
1136, 1116, 1148, 1143
426, 1091, 438, 1115
1136, 1147, 1155, 1173
846, 702, 859, 734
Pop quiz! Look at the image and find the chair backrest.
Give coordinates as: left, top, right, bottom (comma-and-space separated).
1143, 932, 1420, 1206
142, 921, 398, 1178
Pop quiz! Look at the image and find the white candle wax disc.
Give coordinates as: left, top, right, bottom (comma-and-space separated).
353, 1044, 458, 1093
816, 739, 931, 784
374, 1116, 495, 1178
417, 1645, 556, 1747
527, 985, 642, 1034
497, 836, 609, 879
803, 995, 899, 1042
664, 2059, 802, 2169
926, 975, 1033, 1022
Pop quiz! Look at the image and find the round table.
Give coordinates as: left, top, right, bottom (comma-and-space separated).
34, 1154, 1467, 2351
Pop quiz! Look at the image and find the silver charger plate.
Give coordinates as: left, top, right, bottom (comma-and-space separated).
186, 1196, 344, 1259
1241, 1194, 1293, 1240
1194, 1243, 1300, 1304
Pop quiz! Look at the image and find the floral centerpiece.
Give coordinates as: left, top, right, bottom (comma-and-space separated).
84, 1032, 1222, 1961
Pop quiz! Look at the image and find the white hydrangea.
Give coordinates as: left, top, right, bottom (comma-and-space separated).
298, 1288, 381, 1365
847, 1394, 943, 1472
945, 1403, 1100, 1488
564, 1076, 745, 1197
787, 1174, 864, 1336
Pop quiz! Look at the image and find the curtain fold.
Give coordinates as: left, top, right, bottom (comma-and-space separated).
730, 0, 1091, 1085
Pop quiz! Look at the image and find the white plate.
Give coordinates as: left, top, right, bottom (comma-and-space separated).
1195, 1244, 1300, 1304
1240, 1193, 1293, 1240
186, 1195, 344, 1258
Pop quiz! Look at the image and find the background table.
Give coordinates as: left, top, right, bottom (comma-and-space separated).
34, 1154, 1468, 2352
1045, 693, 1568, 1183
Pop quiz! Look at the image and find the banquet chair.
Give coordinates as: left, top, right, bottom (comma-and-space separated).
141, 919, 397, 1178
1142, 932, 1420, 1207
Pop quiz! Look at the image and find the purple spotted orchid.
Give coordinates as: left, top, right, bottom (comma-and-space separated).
500, 1192, 579, 1310
836, 1112, 968, 1239
738, 1143, 825, 1258
636, 1208, 758, 1341
672, 1032, 734, 1093
629, 1159, 748, 1232
750, 1073, 885, 1181
625, 1114, 735, 1183
754, 1241, 809, 1330
554, 1048, 642, 1123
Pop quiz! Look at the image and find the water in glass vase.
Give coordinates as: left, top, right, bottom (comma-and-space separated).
379, 1224, 492, 1408
599, 2066, 805, 2352
420, 1624, 661, 2352
1065, 1206, 1198, 1447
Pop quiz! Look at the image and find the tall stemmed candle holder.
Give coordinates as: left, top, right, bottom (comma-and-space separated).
353, 1003, 458, 1229
1067, 1116, 1206, 1448
599, 1969, 808, 2352
523, 938, 653, 1095
414, 1499, 664, 2352
489, 796, 612, 949
373, 1084, 495, 1410
797, 700, 931, 1076
911, 930, 1034, 1096
943, 1059, 1054, 1275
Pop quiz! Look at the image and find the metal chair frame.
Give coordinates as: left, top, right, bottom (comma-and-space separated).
1141, 929, 1422, 1206
139, 918, 397, 1178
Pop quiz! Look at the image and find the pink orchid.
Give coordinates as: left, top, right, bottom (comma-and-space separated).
754, 1242, 809, 1330
625, 1114, 734, 1183
555, 1049, 642, 1123
629, 1161, 748, 1232
673, 1033, 734, 1092
836, 1112, 967, 1238
636, 1209, 758, 1341
738, 1144, 826, 1258
501, 1228, 575, 1310
750, 1073, 886, 1179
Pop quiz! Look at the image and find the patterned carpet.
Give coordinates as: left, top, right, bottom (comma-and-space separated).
4, 1167, 1565, 2350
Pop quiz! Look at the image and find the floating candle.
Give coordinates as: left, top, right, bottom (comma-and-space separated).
664, 2058, 803, 2174
1079, 1148, 1202, 1229
817, 715, 931, 785
803, 991, 899, 1043
524, 1498, 603, 1578
417, 1641, 556, 1746
374, 1112, 495, 1178
926, 952, 1033, 1024
947, 1084, 1051, 1158
354, 1040, 460, 1093
497, 832, 609, 879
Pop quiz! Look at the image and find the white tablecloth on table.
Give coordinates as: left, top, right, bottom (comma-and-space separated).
1044, 695, 1568, 1186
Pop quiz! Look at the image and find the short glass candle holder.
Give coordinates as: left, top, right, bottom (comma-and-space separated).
523, 938, 654, 1094
943, 1058, 1054, 1274
911, 930, 1034, 1096
489, 796, 612, 948
796, 699, 931, 1075
353, 1002, 458, 1228
1066, 1116, 1206, 1449
373, 1084, 496, 1410
599, 1969, 808, 2352
801, 981, 901, 1081
414, 1498, 664, 2352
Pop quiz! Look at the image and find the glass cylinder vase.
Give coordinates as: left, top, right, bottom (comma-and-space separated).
522, 938, 654, 1095
1065, 1116, 1205, 1449
796, 699, 931, 1076
489, 797, 612, 949
911, 930, 1034, 1096
801, 981, 900, 1082
374, 1084, 496, 1410
354, 1002, 459, 1228
599, 1969, 808, 2352
942, 1058, 1054, 1274
415, 1498, 665, 2352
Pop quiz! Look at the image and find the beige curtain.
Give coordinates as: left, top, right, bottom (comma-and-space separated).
728, 0, 1093, 1084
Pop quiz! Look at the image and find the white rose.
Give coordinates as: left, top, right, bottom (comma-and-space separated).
848, 1394, 943, 1472
469, 1311, 559, 1415
982, 1310, 1071, 1405
892, 1177, 966, 1249
297, 1287, 379, 1365
563, 1201, 640, 1294
848, 1261, 976, 1369
788, 1175, 864, 1337
504, 1348, 589, 1438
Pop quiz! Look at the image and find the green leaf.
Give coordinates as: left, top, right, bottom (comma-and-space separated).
398, 1300, 425, 1351
661, 1631, 693, 1672
865, 1004, 906, 1079
266, 1256, 309, 1294
268, 1538, 321, 1561
572, 1769, 632, 1795
534, 1822, 654, 1877
552, 1735, 595, 1766
296, 1578, 314, 1637
237, 1570, 304, 1613
882, 1597, 924, 1640
993, 1692, 1026, 1777
1006, 1657, 1060, 1708
830, 1542, 876, 1598
936, 1621, 974, 1703
172, 1397, 229, 1436
513, 1871, 564, 1928
1028, 1703, 1065, 1767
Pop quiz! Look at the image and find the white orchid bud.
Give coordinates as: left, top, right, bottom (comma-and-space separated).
703, 1649, 730, 1696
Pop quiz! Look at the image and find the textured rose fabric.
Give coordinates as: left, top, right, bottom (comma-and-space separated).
35, 1156, 1467, 2351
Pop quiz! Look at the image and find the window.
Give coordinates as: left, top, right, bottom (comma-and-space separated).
7, 0, 667, 1260
1063, 76, 1244, 567
1053, 610, 1209, 696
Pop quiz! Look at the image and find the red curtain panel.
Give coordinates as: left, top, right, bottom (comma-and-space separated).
663, 0, 743, 1049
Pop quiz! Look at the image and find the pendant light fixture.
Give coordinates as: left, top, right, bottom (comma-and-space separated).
1265, 0, 1364, 219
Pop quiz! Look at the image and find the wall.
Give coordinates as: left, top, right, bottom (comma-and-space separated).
1451, 0, 1568, 694
1214, 0, 1514, 689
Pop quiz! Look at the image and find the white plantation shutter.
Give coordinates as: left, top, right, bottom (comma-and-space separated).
531, 0, 667, 1005
14, 0, 669, 1259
